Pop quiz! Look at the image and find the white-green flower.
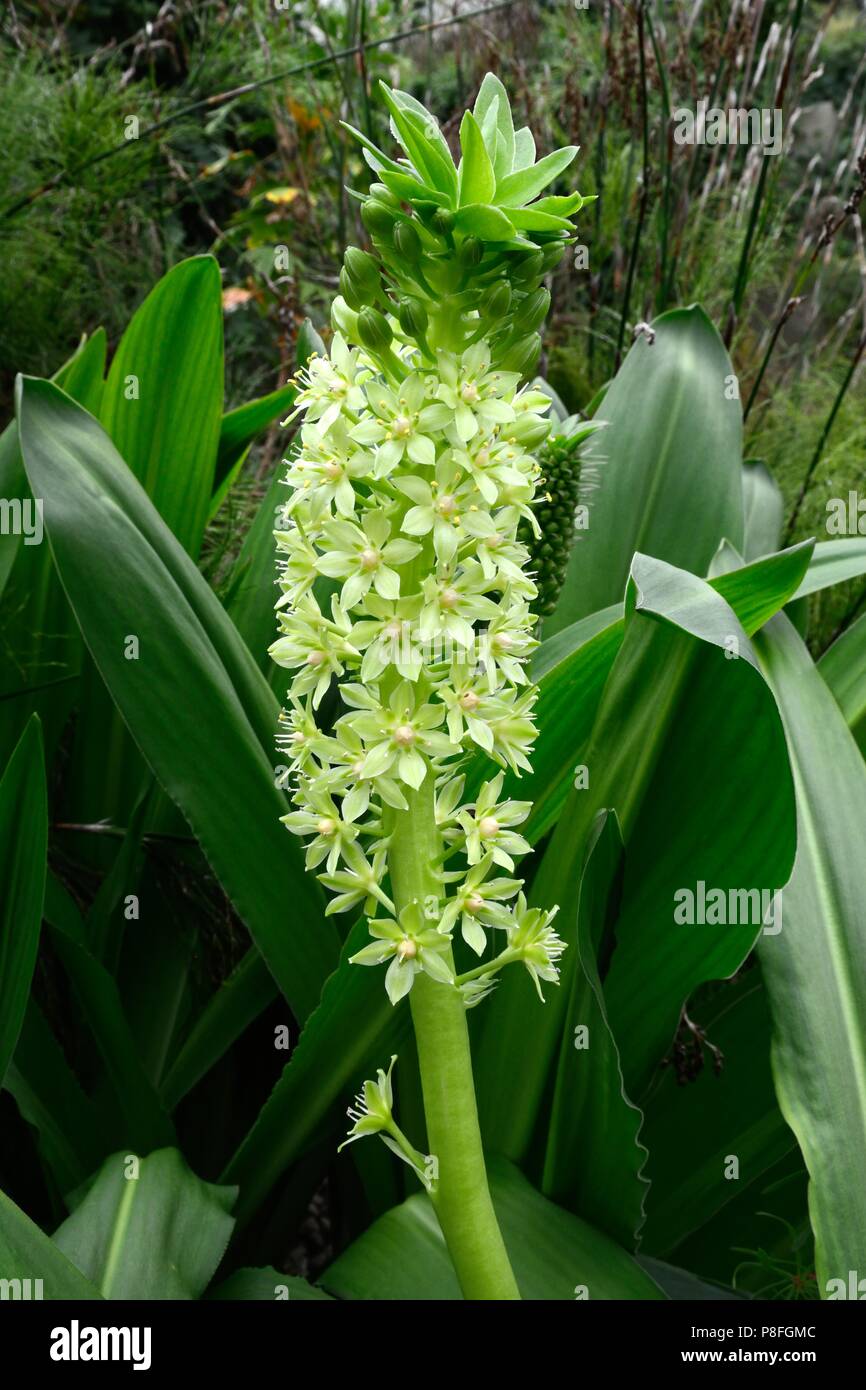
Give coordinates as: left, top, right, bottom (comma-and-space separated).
488, 686, 539, 775
506, 894, 566, 1001
396, 463, 486, 567
269, 593, 359, 706
281, 786, 360, 874
435, 342, 521, 443
315, 511, 421, 608
347, 679, 454, 789
453, 772, 532, 870
438, 665, 500, 752
350, 901, 454, 1004
351, 374, 451, 468
438, 856, 522, 954
349, 598, 424, 684
284, 417, 373, 520
418, 561, 499, 648
338, 1055, 398, 1147
290, 333, 371, 432
318, 842, 393, 916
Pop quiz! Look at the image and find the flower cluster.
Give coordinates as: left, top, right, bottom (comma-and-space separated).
271, 76, 584, 1009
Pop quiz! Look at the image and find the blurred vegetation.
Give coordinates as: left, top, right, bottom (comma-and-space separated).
1, 0, 864, 649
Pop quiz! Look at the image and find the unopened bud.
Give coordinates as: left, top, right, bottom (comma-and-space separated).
516, 287, 551, 334
361, 198, 398, 237
481, 281, 512, 319
500, 332, 541, 376
398, 296, 429, 338
431, 207, 455, 236
510, 250, 545, 285
357, 306, 394, 353
394, 220, 423, 262
344, 247, 381, 302
457, 235, 483, 268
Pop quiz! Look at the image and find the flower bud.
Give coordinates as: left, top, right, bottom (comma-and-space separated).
357, 306, 394, 353
431, 207, 455, 236
481, 281, 512, 319
510, 251, 545, 285
515, 287, 551, 334
361, 198, 398, 237
339, 267, 364, 311
509, 413, 551, 448
398, 296, 429, 338
457, 235, 483, 268
368, 183, 401, 208
540, 241, 566, 272
500, 332, 541, 375
344, 247, 381, 303
394, 220, 423, 263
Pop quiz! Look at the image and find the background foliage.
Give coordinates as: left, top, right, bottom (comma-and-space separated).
1, 0, 864, 1301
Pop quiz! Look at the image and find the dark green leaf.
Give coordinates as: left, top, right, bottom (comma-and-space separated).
754, 612, 866, 1292
100, 256, 223, 557
17, 377, 338, 1023
548, 306, 744, 634
0, 717, 46, 1087
321, 1157, 663, 1300
53, 1149, 235, 1299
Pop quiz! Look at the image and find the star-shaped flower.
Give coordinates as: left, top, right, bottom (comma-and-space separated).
315, 510, 421, 609
350, 901, 455, 1004
351, 373, 452, 468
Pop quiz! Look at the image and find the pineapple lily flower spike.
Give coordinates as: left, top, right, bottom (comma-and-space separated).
270, 74, 598, 1300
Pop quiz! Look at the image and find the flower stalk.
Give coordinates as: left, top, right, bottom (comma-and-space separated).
270, 74, 592, 1299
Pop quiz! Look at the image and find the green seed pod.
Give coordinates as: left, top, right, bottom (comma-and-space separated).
394, 219, 423, 263
344, 247, 381, 302
481, 281, 512, 319
357, 306, 394, 353
431, 207, 455, 235
361, 198, 398, 237
398, 296, 429, 338
457, 235, 483, 268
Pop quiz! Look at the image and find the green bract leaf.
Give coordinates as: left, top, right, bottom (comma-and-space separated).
495, 146, 579, 208
473, 72, 515, 178
458, 110, 497, 207
378, 84, 457, 198
453, 202, 516, 240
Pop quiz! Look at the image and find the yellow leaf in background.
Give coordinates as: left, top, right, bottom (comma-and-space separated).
264, 187, 300, 206
222, 287, 255, 312
200, 150, 254, 178
287, 99, 322, 132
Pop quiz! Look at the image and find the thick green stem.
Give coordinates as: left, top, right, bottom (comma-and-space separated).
388, 778, 520, 1300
